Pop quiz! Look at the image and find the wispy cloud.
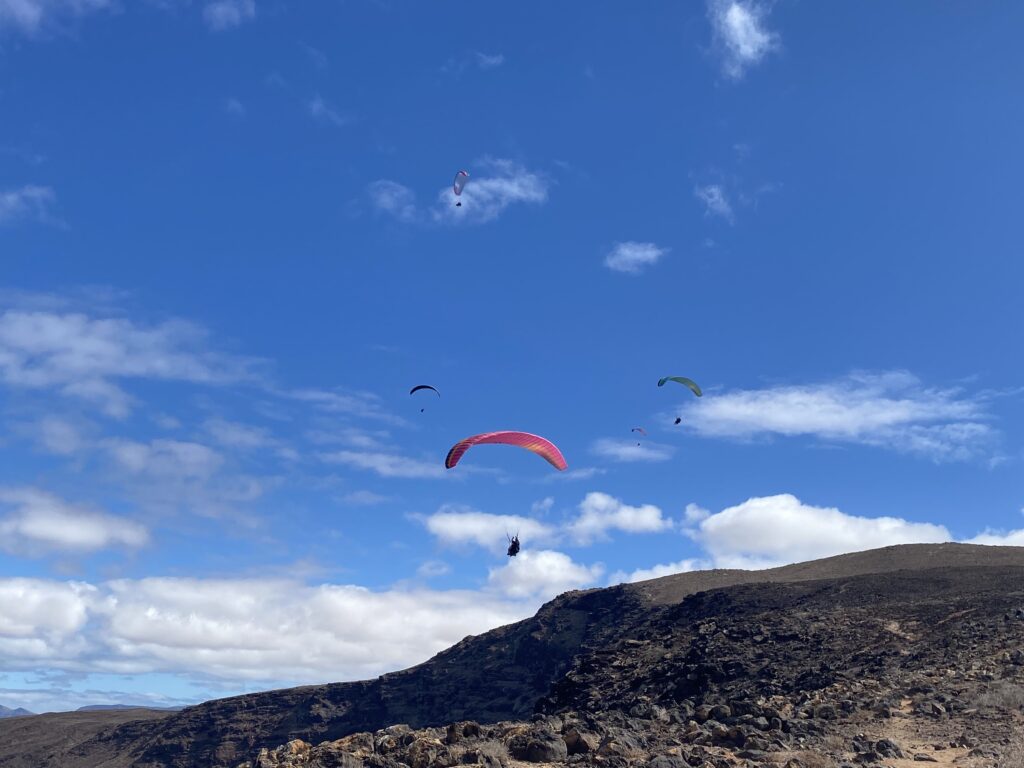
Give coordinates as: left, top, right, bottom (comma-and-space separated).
300, 42, 328, 69
590, 438, 674, 463
367, 180, 418, 223
0, 307, 257, 417
203, 0, 254, 31
442, 51, 506, 75
539, 466, 606, 483
203, 418, 297, 460
0, 487, 148, 554
32, 416, 86, 456
694, 184, 734, 222
223, 98, 246, 118
708, 0, 779, 80
370, 160, 548, 226
286, 388, 402, 424
0, 185, 57, 226
474, 52, 505, 70
308, 94, 349, 128
0, 0, 110, 36
434, 160, 547, 224
604, 242, 668, 274
320, 450, 446, 479
416, 560, 450, 578
679, 371, 997, 462
338, 490, 390, 506
104, 438, 224, 482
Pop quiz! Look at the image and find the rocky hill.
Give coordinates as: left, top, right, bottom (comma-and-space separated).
2, 543, 1024, 768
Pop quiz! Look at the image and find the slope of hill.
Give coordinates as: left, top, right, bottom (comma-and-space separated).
0, 709, 174, 768
1, 543, 1022, 768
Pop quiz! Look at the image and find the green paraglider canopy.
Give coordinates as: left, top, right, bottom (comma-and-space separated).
657, 376, 703, 397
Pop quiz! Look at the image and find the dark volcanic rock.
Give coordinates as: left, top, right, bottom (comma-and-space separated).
506, 728, 566, 762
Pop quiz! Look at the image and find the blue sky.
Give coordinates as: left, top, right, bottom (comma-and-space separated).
0, 0, 1022, 712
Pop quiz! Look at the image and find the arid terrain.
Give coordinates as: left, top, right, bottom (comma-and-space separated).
2, 543, 1023, 768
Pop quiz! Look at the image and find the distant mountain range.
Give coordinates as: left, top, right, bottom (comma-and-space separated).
0, 706, 34, 719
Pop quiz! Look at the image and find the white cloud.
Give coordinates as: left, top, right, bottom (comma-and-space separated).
708, 0, 778, 79
604, 242, 668, 274
423, 508, 555, 553
0, 578, 94, 639
680, 371, 995, 462
287, 388, 400, 424
368, 180, 418, 223
307, 426, 391, 450
531, 496, 554, 515
338, 490, 390, 506
321, 450, 446, 479
203, 418, 295, 460
684, 502, 710, 524
540, 466, 606, 483
0, 488, 147, 554
0, 308, 255, 417
690, 493, 951, 569
34, 416, 84, 455
416, 560, 450, 579
0, 576, 531, 683
694, 184, 734, 222
104, 438, 224, 481
566, 492, 673, 545
441, 51, 505, 75
301, 42, 328, 69
591, 438, 674, 463
223, 98, 246, 117
434, 160, 548, 224
371, 160, 548, 226
308, 94, 349, 127
609, 558, 708, 585
475, 52, 505, 69
0, 0, 109, 35
203, 0, 254, 30
0, 185, 56, 226
487, 550, 603, 600
963, 528, 1024, 547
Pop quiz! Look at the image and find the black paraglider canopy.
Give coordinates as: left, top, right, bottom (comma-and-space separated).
410, 384, 440, 412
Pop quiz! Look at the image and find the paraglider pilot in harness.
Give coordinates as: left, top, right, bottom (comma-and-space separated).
506, 533, 520, 557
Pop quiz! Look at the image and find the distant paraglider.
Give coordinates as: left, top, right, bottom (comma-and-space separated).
631, 427, 647, 446
445, 431, 567, 471
506, 533, 520, 557
674, 417, 682, 425
410, 384, 440, 412
657, 376, 703, 397
453, 170, 469, 207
